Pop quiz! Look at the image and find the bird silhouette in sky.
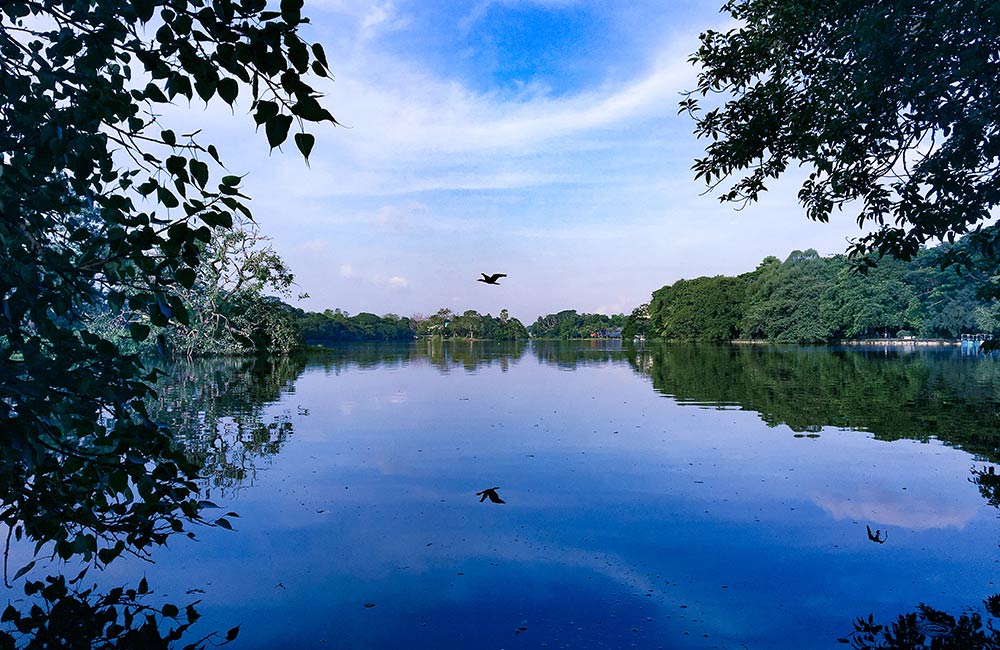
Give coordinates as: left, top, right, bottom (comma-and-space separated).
476, 487, 505, 504
477, 273, 507, 285
866, 525, 886, 544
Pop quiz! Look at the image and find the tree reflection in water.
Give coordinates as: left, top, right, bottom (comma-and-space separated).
149, 355, 308, 493
625, 343, 1000, 649
625, 343, 1000, 459
10, 342, 1000, 646
1, 355, 307, 648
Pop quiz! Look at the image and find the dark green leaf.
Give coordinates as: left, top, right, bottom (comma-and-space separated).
12, 561, 34, 582
311, 42, 328, 68
294, 132, 315, 160
218, 78, 238, 104
201, 210, 234, 228
144, 83, 168, 103
195, 78, 217, 102
288, 40, 309, 73
189, 159, 209, 187
253, 100, 279, 126
265, 114, 293, 148
98, 546, 122, 565
157, 186, 179, 209
280, 0, 302, 24
176, 267, 196, 289
129, 323, 151, 341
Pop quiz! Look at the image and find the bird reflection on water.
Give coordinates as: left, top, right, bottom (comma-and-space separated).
865, 525, 886, 544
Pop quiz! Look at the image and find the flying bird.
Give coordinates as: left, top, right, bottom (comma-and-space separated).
476, 487, 505, 504
477, 273, 507, 285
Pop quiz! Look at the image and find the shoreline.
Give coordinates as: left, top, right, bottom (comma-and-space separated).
729, 338, 960, 346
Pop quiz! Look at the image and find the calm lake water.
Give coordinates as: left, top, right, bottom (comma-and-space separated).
16, 341, 1000, 648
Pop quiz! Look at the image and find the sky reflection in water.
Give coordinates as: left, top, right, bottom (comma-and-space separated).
104, 343, 1000, 648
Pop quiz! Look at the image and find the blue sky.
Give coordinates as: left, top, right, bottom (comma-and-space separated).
184, 0, 873, 322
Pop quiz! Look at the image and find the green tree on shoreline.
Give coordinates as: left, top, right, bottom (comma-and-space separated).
641, 246, 1000, 343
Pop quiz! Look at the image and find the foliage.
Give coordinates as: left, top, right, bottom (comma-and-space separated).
741, 250, 841, 343
1, 0, 333, 642
683, 0, 1000, 271
89, 221, 303, 356
411, 308, 529, 341
293, 307, 530, 343
621, 303, 651, 340
528, 310, 626, 339
649, 275, 748, 341
825, 257, 920, 339
164, 223, 301, 356
0, 572, 240, 650
643, 245, 1000, 343
294, 308, 416, 342
845, 604, 1000, 649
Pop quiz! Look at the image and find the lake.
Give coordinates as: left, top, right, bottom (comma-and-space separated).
18, 341, 1000, 648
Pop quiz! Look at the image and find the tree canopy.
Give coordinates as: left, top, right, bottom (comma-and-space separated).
641, 245, 1000, 343
529, 310, 626, 339
1, 0, 334, 643
683, 0, 1000, 271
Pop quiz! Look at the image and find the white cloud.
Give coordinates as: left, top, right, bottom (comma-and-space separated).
812, 488, 977, 531
142, 3, 876, 316
338, 263, 411, 291
358, 1, 409, 41
297, 239, 330, 252
387, 276, 409, 289
373, 200, 427, 228
330, 48, 692, 163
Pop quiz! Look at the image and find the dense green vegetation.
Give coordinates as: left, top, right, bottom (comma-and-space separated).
635, 246, 1000, 343
88, 239, 1000, 351
529, 310, 627, 339
293, 308, 416, 342
414, 308, 530, 340
290, 307, 529, 342
90, 222, 303, 357
684, 0, 1000, 288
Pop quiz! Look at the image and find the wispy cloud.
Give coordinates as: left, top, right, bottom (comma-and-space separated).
459, 0, 582, 33
330, 49, 692, 161
339, 263, 411, 291
297, 239, 330, 253
152, 1, 874, 316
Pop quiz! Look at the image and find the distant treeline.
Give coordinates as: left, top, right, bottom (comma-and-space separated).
290, 307, 529, 342
624, 245, 1000, 343
289, 307, 635, 343
292, 244, 998, 346
527, 310, 627, 339
292, 308, 417, 342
